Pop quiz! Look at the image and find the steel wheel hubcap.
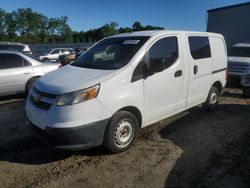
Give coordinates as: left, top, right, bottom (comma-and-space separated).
114, 120, 133, 148
210, 92, 217, 104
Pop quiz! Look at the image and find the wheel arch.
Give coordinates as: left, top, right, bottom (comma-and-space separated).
115, 106, 142, 129
212, 81, 223, 94
25, 76, 41, 92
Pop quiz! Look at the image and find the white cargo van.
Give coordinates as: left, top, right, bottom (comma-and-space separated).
25, 30, 227, 153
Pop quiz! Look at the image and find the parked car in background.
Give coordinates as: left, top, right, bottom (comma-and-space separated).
26, 30, 227, 153
227, 42, 250, 82
59, 48, 87, 66
74, 47, 88, 53
0, 42, 32, 54
241, 68, 250, 97
38, 48, 74, 62
0, 51, 59, 97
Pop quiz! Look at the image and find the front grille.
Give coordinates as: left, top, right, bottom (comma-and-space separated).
228, 62, 250, 73
30, 87, 57, 110
31, 97, 51, 110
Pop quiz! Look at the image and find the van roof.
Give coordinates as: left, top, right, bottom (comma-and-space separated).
111, 30, 222, 38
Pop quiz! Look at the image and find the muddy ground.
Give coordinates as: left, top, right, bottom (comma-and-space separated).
0, 87, 250, 188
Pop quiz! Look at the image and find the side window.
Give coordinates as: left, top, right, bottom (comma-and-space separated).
0, 45, 9, 50
131, 36, 178, 82
188, 36, 211, 59
12, 45, 25, 51
148, 36, 178, 71
51, 50, 60, 54
0, 54, 23, 69
23, 58, 31, 66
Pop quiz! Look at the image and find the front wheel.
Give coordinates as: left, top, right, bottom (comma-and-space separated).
103, 111, 139, 153
203, 86, 220, 112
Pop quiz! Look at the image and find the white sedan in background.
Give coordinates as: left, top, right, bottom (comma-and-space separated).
0, 51, 60, 96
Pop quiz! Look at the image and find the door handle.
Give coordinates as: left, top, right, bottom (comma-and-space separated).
194, 65, 198, 75
23, 72, 31, 75
174, 70, 182, 77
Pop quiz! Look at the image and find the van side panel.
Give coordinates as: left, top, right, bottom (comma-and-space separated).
209, 36, 227, 88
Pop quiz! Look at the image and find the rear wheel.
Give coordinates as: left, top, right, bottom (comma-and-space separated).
243, 87, 250, 98
103, 111, 139, 153
42, 58, 50, 62
203, 86, 220, 112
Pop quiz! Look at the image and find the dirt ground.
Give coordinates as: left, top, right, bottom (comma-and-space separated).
0, 87, 250, 188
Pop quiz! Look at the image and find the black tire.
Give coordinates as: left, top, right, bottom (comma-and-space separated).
103, 111, 139, 153
25, 77, 39, 96
42, 58, 50, 62
202, 86, 220, 112
243, 87, 250, 98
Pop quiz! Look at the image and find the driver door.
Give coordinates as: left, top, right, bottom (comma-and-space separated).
144, 36, 186, 125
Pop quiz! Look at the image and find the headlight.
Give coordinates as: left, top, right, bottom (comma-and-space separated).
56, 85, 100, 106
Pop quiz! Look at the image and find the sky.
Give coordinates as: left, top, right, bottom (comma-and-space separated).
0, 0, 249, 32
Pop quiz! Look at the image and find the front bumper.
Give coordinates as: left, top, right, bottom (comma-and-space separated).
27, 119, 109, 151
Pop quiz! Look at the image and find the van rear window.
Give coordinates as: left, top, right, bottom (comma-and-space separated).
188, 36, 211, 60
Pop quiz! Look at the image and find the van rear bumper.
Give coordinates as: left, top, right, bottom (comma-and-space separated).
27, 119, 109, 151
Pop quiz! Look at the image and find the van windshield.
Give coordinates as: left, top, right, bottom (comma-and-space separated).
229, 47, 250, 57
71, 36, 149, 70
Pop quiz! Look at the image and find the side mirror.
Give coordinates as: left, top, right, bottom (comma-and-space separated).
149, 58, 167, 74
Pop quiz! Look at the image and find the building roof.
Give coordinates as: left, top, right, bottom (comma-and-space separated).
207, 2, 250, 13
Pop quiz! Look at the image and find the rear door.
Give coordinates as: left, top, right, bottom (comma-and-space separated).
0, 53, 33, 95
186, 35, 212, 107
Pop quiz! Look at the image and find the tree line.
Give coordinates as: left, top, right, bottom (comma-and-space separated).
0, 8, 164, 44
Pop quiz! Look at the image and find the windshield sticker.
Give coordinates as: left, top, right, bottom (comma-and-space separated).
123, 40, 140, 45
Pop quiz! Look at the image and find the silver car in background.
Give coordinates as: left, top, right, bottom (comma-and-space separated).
227, 42, 250, 80
241, 69, 250, 97
38, 48, 74, 62
0, 42, 32, 55
0, 51, 60, 97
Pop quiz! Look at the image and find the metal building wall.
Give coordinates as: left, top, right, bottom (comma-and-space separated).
207, 3, 250, 49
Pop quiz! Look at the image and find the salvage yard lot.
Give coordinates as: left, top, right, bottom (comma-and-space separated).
0, 88, 250, 188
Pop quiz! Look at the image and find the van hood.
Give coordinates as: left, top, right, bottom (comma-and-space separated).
228, 56, 250, 63
35, 65, 115, 95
